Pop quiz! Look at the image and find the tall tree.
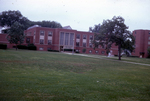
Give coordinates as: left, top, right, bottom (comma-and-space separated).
0, 10, 30, 29
89, 24, 101, 33
7, 22, 25, 50
93, 16, 135, 60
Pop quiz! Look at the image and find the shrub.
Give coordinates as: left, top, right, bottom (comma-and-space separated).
0, 44, 7, 49
82, 48, 86, 53
64, 49, 75, 52
17, 45, 27, 49
28, 44, 37, 50
47, 49, 59, 52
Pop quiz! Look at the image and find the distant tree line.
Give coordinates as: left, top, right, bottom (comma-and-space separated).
0, 10, 62, 30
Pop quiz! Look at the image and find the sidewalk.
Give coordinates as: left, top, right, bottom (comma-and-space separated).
62, 52, 150, 67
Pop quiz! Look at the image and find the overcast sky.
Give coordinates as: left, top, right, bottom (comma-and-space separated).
0, 0, 150, 32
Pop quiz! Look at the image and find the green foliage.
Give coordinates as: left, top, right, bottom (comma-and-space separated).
0, 44, 7, 49
0, 10, 30, 30
28, 44, 37, 50
7, 21, 25, 50
93, 16, 135, 60
82, 48, 86, 53
30, 20, 62, 28
17, 45, 28, 49
89, 24, 101, 33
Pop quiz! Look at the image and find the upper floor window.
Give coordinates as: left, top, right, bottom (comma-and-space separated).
135, 31, 136, 34
48, 32, 52, 36
40, 31, 44, 36
76, 34, 80, 39
149, 32, 150, 35
89, 43, 92, 48
83, 35, 87, 39
90, 35, 93, 40
148, 37, 150, 40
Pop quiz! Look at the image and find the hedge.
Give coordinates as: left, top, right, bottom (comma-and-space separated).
0, 44, 7, 49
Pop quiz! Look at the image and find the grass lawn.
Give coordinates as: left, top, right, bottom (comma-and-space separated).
0, 49, 150, 101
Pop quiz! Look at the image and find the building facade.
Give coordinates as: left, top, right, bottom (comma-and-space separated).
0, 25, 118, 56
132, 30, 150, 58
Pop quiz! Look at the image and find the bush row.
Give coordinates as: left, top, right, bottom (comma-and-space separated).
0, 44, 7, 49
17, 44, 36, 50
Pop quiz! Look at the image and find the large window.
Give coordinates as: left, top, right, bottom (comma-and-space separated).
60, 32, 64, 45
70, 33, 74, 45
40, 31, 44, 35
65, 33, 69, 45
40, 39, 44, 44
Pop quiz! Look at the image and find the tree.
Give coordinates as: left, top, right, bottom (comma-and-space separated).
0, 10, 30, 29
30, 21, 62, 28
89, 24, 101, 33
93, 16, 135, 60
7, 22, 25, 50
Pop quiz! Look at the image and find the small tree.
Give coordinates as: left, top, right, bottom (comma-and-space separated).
7, 22, 25, 50
93, 16, 135, 60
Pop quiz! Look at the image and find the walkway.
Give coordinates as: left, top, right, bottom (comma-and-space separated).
62, 52, 150, 67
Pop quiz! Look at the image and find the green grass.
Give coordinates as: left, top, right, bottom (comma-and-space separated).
0, 49, 150, 101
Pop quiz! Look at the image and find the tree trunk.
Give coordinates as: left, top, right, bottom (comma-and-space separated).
118, 44, 121, 60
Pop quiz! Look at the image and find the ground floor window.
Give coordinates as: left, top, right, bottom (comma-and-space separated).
95, 50, 99, 54
101, 51, 105, 54
39, 47, 43, 50
89, 50, 92, 53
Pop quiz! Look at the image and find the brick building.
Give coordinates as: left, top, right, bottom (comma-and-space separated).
132, 30, 150, 58
0, 25, 118, 56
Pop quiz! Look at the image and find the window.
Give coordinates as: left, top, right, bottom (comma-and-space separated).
83, 35, 86, 39
40, 31, 44, 36
148, 42, 150, 45
149, 37, 150, 40
48, 40, 52, 45
39, 47, 43, 50
89, 50, 92, 53
95, 50, 99, 54
48, 32, 52, 36
40, 39, 44, 44
83, 43, 86, 47
90, 35, 93, 40
60, 32, 64, 45
76, 42, 79, 47
26, 38, 30, 43
101, 51, 105, 54
135, 31, 136, 34
70, 33, 74, 45
65, 33, 69, 45
149, 32, 150, 34
76, 34, 80, 39
89, 43, 92, 48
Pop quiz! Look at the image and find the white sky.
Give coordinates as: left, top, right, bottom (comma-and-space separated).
0, 0, 150, 32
